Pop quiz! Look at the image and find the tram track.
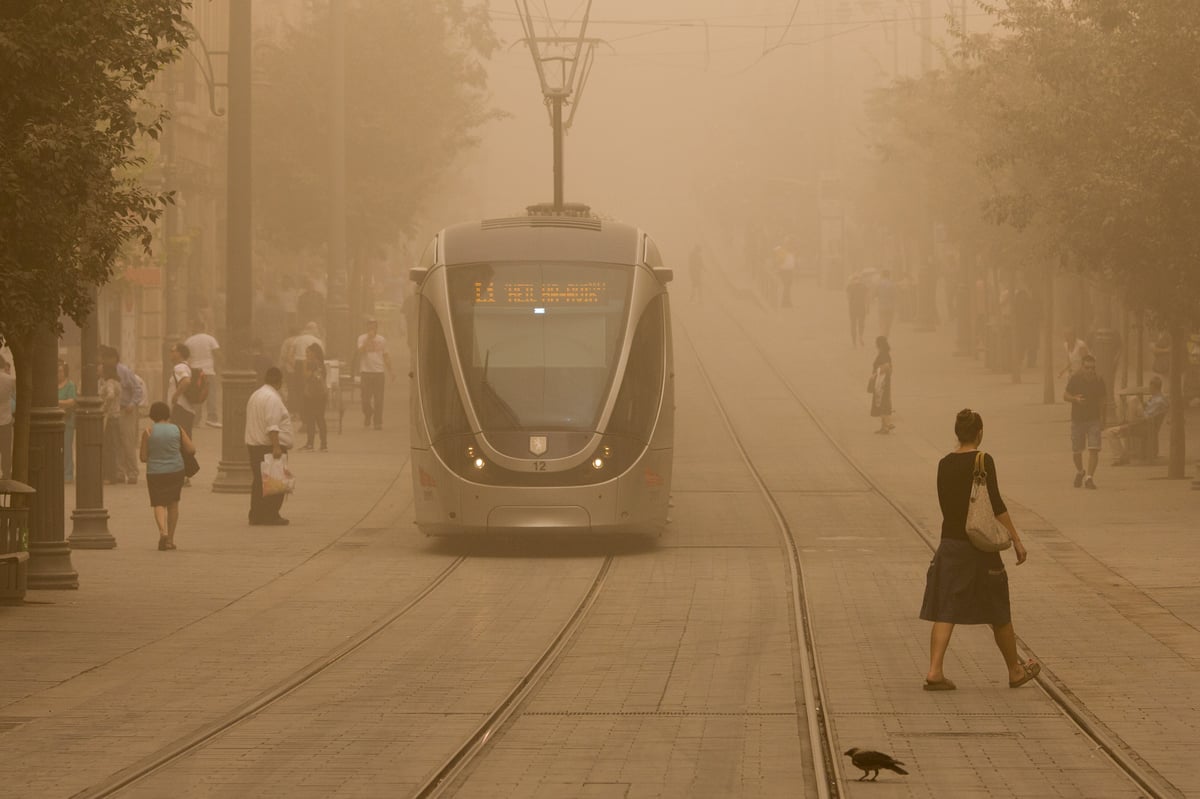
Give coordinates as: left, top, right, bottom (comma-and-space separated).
75, 556, 466, 799
413, 556, 614, 798
684, 299, 1180, 799
680, 323, 843, 799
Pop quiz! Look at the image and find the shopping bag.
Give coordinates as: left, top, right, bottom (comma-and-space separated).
262, 453, 295, 497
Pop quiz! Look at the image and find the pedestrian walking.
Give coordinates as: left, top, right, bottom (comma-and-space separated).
288, 322, 323, 406
870, 336, 894, 433
140, 401, 194, 550
100, 345, 144, 483
300, 342, 328, 452
168, 342, 196, 439
920, 409, 1038, 691
245, 367, 293, 526
58, 360, 77, 482
357, 318, 393, 430
184, 318, 222, 428
1057, 328, 1089, 380
0, 355, 14, 480
100, 362, 123, 484
775, 245, 796, 308
1064, 353, 1106, 489
846, 272, 868, 346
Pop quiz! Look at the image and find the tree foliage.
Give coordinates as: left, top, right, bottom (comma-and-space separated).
0, 0, 188, 481
253, 0, 502, 258
0, 1, 190, 347
864, 0, 1200, 322
862, 0, 1200, 476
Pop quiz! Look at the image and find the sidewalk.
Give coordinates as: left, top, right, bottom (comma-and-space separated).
692, 253, 1200, 794
697, 246, 1199, 632
2, 382, 412, 712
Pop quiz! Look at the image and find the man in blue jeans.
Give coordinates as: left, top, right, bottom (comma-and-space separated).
1064, 353, 1106, 489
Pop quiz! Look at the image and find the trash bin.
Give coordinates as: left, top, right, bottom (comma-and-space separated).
0, 479, 34, 604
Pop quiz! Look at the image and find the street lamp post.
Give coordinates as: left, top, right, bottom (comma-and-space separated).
212, 0, 256, 494
27, 325, 78, 588
68, 284, 115, 549
326, 0, 350, 362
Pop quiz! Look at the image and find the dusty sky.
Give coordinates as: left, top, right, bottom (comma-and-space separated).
445, 0, 965, 258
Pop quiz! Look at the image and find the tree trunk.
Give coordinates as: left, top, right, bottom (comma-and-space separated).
1167, 324, 1186, 479
1042, 265, 1055, 403
1010, 267, 1022, 384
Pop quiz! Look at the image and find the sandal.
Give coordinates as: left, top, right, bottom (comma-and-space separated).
923, 678, 956, 691
1009, 660, 1041, 688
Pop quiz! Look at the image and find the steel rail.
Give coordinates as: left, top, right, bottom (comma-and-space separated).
680, 323, 843, 799
709, 299, 1180, 799
73, 554, 466, 799
413, 556, 614, 798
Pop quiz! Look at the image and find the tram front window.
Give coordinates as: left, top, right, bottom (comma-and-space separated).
447, 263, 631, 432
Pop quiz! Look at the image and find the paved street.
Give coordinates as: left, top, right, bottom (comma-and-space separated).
1, 270, 1197, 797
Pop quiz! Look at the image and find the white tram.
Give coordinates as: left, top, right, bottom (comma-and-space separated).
408, 206, 674, 536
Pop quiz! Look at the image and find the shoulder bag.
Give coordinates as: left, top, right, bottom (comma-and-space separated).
965, 451, 1012, 552
175, 424, 201, 477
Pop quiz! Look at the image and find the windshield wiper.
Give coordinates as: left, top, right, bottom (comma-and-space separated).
479, 348, 521, 427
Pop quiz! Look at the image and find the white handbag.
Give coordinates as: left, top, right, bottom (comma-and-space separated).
965, 451, 1012, 552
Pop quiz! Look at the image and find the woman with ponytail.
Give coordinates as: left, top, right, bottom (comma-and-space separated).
919, 409, 1039, 690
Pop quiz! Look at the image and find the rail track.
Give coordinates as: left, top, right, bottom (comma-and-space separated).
686, 298, 1180, 799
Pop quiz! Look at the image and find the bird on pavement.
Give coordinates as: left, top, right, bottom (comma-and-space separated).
844, 747, 909, 781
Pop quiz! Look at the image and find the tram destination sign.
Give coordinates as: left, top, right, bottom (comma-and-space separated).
472, 279, 610, 306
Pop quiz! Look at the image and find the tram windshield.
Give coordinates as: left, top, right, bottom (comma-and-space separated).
447, 263, 632, 431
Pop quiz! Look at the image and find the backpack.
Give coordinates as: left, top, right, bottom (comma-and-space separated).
184, 367, 209, 404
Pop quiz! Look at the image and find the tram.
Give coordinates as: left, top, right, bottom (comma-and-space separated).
408, 204, 674, 536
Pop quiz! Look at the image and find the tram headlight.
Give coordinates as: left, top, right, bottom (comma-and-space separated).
472, 456, 485, 470
591, 457, 604, 470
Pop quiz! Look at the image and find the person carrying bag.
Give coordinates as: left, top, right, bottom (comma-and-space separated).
919, 409, 1039, 692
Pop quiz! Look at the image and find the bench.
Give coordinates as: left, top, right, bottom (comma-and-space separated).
0, 481, 33, 604
1132, 413, 1166, 460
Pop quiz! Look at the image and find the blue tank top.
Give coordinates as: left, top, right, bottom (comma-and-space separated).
147, 422, 184, 475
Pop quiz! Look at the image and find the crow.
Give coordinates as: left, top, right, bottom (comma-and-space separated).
844, 747, 909, 781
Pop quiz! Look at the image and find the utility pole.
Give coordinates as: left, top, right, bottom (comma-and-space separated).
162, 66, 185, 399
69, 283, 115, 549
514, 0, 597, 211
213, 0, 255, 494
327, 0, 350, 361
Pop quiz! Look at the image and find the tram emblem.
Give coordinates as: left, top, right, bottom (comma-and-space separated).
529, 435, 548, 456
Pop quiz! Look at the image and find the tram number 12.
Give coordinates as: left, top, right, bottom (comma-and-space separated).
533, 461, 547, 471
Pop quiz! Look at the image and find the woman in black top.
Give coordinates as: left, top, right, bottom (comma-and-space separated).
870, 336, 893, 433
919, 409, 1039, 690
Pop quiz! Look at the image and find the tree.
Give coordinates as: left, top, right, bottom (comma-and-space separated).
253, 0, 502, 260
0, 1, 189, 480
978, 0, 1200, 477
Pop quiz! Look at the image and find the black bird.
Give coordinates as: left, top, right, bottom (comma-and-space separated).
844, 747, 909, 781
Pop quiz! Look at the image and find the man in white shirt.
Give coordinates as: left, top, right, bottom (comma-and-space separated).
0, 355, 14, 479
356, 318, 393, 430
168, 342, 196, 438
184, 318, 222, 428
244, 367, 293, 525
287, 322, 322, 404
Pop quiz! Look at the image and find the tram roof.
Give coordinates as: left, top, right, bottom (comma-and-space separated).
441, 216, 641, 266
